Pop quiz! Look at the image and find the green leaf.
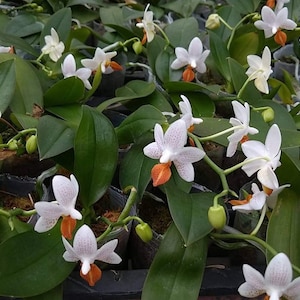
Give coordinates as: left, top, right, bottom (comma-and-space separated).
44, 77, 85, 107
26, 284, 63, 300
161, 0, 203, 18
100, 6, 124, 32
0, 59, 16, 114
164, 17, 199, 47
40, 8, 72, 46
209, 31, 231, 83
119, 133, 156, 199
141, 223, 208, 300
0, 226, 75, 297
165, 179, 214, 245
116, 105, 166, 145
74, 106, 118, 207
37, 115, 75, 159
266, 188, 300, 276
226, 0, 260, 13
269, 78, 293, 104
97, 80, 156, 111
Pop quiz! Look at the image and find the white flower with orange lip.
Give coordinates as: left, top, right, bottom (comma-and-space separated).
62, 225, 122, 286
34, 174, 82, 239
81, 47, 122, 74
246, 46, 273, 94
143, 119, 205, 186
254, 6, 297, 46
61, 54, 92, 89
241, 124, 281, 187
41, 28, 65, 62
136, 3, 156, 44
238, 253, 300, 299
170, 37, 210, 82
226, 101, 259, 157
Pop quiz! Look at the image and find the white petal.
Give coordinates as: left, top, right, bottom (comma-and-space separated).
96, 239, 122, 264
242, 140, 267, 159
170, 58, 187, 70
34, 217, 58, 232
62, 236, 79, 262
176, 147, 205, 163
154, 123, 165, 151
143, 142, 162, 159
238, 282, 265, 297
242, 264, 266, 290
34, 201, 64, 219
265, 253, 293, 290
61, 54, 76, 77
226, 140, 238, 157
164, 120, 187, 150
265, 124, 281, 159
188, 37, 203, 61
81, 260, 92, 275
254, 76, 269, 94
285, 277, 300, 298
73, 225, 98, 257
173, 161, 195, 182
257, 166, 278, 190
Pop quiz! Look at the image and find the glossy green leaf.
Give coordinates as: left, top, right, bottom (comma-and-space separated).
27, 284, 63, 300
160, 0, 203, 18
155, 49, 181, 83
146, 35, 166, 72
0, 226, 75, 297
116, 105, 166, 145
11, 113, 38, 129
164, 17, 199, 47
37, 115, 75, 159
165, 179, 214, 245
266, 188, 300, 276
44, 77, 85, 107
0, 59, 16, 114
209, 31, 231, 83
40, 8, 72, 46
119, 133, 156, 199
74, 106, 118, 207
6, 14, 43, 38
269, 78, 293, 104
226, 0, 260, 13
97, 80, 156, 111
100, 6, 124, 32
142, 223, 208, 300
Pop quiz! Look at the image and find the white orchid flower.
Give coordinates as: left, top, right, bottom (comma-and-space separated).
34, 174, 82, 239
246, 46, 273, 94
254, 6, 296, 46
170, 37, 210, 82
179, 95, 203, 130
241, 124, 281, 188
258, 166, 290, 209
62, 224, 122, 286
81, 47, 122, 74
41, 28, 65, 62
0, 46, 12, 53
136, 3, 156, 43
143, 119, 205, 185
61, 54, 92, 90
275, 0, 290, 12
238, 252, 300, 299
226, 101, 259, 157
230, 183, 266, 211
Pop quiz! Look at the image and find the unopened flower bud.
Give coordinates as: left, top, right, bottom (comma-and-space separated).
26, 135, 38, 154
262, 107, 274, 123
251, 13, 261, 22
132, 41, 143, 55
208, 205, 226, 230
8, 140, 18, 150
205, 14, 220, 30
135, 223, 153, 243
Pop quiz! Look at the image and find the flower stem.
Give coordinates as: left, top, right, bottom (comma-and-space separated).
117, 186, 137, 221
197, 125, 243, 142
250, 203, 267, 236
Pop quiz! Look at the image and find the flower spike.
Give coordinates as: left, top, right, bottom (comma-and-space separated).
41, 28, 65, 62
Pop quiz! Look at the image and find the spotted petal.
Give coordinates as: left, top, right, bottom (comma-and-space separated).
95, 239, 122, 264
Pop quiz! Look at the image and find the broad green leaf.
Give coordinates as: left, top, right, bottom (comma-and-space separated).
44, 77, 85, 107
269, 78, 293, 104
164, 17, 199, 47
5, 14, 43, 38
146, 35, 166, 73
67, 0, 104, 5
27, 284, 63, 300
165, 179, 214, 245
0, 30, 39, 57
40, 8, 72, 46
11, 113, 38, 129
97, 80, 156, 111
74, 106, 118, 207
0, 226, 75, 297
155, 49, 180, 83
100, 6, 124, 32
266, 189, 300, 276
119, 133, 156, 199
160, 0, 203, 18
37, 115, 75, 159
116, 105, 166, 145
226, 0, 260, 14
0, 59, 16, 114
142, 223, 208, 300
209, 31, 231, 83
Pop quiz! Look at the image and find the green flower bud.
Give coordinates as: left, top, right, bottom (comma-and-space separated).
252, 13, 261, 22
26, 135, 38, 154
132, 41, 143, 55
262, 108, 274, 123
135, 223, 153, 243
205, 14, 220, 30
208, 205, 226, 230
8, 140, 18, 150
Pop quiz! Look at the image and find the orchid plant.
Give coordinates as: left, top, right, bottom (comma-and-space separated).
0, 0, 300, 299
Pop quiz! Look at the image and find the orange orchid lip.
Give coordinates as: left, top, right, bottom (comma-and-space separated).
151, 162, 172, 187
